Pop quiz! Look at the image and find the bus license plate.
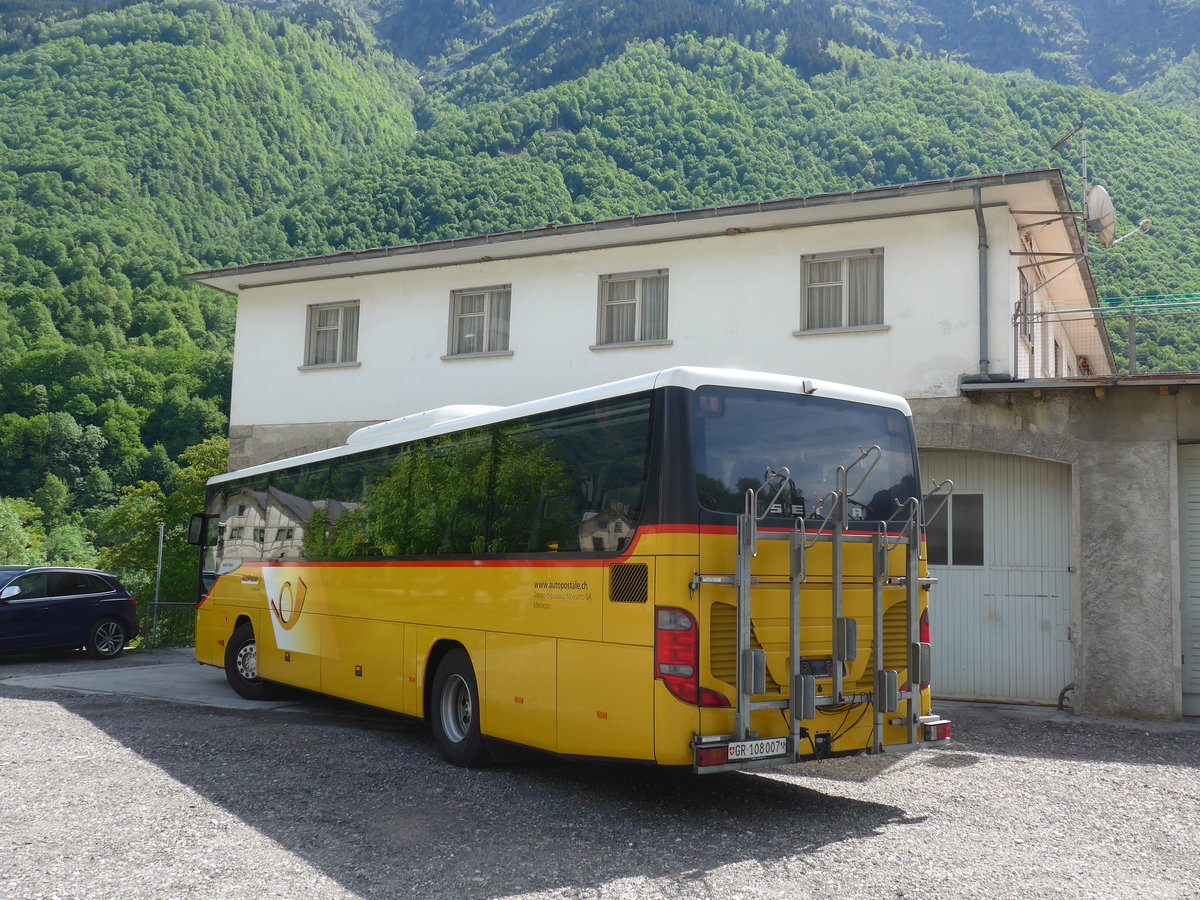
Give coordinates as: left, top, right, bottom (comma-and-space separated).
727, 737, 788, 761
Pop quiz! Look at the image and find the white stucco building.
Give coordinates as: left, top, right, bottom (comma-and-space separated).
190, 169, 1200, 720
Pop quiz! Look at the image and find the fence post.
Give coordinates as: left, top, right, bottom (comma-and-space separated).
152, 522, 164, 646
1128, 312, 1137, 375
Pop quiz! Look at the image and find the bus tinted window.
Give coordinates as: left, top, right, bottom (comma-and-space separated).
322, 447, 405, 558
345, 431, 494, 556
691, 386, 918, 524
499, 395, 652, 553
213, 392, 656, 561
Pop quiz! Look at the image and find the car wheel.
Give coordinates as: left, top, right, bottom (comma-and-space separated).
86, 618, 127, 659
429, 647, 492, 767
224, 622, 280, 700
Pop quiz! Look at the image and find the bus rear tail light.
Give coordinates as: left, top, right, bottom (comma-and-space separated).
922, 719, 952, 742
655, 607, 730, 708
694, 745, 728, 767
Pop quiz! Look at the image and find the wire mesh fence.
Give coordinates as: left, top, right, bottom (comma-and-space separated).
142, 602, 196, 649
1014, 295, 1200, 378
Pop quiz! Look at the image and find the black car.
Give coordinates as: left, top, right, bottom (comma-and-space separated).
0, 566, 140, 658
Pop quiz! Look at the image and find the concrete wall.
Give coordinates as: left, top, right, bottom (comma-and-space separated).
913, 384, 1199, 720
228, 421, 375, 471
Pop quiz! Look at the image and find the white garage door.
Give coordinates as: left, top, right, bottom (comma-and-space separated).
919, 450, 1073, 704
1176, 445, 1200, 716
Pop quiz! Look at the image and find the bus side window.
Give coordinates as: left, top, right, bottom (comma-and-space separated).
325, 449, 393, 559
505, 396, 652, 554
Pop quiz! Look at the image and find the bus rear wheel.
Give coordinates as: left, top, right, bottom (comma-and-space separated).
430, 648, 492, 767
224, 622, 280, 700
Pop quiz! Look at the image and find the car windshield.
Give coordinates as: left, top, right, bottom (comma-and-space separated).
691, 385, 919, 524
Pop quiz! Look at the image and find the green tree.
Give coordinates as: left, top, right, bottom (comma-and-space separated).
43, 522, 99, 567
32, 473, 71, 530
0, 498, 38, 563
97, 434, 228, 613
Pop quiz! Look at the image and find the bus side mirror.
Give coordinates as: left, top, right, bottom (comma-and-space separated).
187, 514, 207, 546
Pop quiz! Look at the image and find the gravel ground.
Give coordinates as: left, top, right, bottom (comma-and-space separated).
1, 649, 1198, 900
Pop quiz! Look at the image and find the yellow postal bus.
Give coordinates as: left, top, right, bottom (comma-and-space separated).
189, 367, 951, 771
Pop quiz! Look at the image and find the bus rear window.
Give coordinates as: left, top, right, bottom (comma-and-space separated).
691, 386, 918, 524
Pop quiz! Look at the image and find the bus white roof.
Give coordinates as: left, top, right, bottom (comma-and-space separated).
207, 367, 912, 486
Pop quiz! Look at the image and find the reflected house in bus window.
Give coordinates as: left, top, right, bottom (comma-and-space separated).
188, 167, 1200, 721
578, 507, 636, 552
218, 487, 328, 561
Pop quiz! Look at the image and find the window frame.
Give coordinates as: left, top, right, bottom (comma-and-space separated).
302, 300, 361, 369
926, 493, 985, 568
592, 269, 672, 349
1018, 268, 1036, 347
444, 285, 514, 359
795, 248, 887, 335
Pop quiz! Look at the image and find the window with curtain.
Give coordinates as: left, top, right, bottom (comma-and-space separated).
448, 286, 512, 356
597, 271, 668, 346
800, 251, 884, 331
305, 301, 360, 366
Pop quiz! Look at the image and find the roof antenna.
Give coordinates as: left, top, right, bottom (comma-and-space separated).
1051, 122, 1151, 254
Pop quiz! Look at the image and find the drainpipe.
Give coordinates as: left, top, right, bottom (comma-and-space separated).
974, 186, 990, 379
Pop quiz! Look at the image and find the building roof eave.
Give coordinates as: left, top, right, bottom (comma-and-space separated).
185, 169, 1074, 295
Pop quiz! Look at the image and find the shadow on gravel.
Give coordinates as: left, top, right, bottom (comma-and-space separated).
48, 690, 916, 900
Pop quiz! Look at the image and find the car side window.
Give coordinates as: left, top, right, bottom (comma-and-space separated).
10, 572, 49, 600
84, 574, 113, 594
49, 572, 98, 596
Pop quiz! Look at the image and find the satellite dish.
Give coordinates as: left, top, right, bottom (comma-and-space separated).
1086, 184, 1117, 248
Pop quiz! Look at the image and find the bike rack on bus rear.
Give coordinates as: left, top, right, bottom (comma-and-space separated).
691, 452, 954, 772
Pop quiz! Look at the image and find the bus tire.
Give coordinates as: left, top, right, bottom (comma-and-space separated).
224, 622, 279, 700
430, 648, 492, 767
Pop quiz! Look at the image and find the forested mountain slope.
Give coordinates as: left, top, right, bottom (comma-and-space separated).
0, 0, 418, 565
845, 0, 1200, 94
0, 0, 1196, 578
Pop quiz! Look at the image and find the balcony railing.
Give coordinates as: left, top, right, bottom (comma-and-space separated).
1013, 295, 1200, 379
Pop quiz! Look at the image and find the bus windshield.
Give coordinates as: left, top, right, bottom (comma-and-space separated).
690, 385, 918, 525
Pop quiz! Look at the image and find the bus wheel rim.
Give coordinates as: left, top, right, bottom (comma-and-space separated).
441, 673, 471, 743
236, 640, 257, 681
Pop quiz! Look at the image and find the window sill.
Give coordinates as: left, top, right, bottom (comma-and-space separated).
297, 361, 362, 372
590, 339, 673, 351
792, 324, 890, 337
441, 350, 515, 361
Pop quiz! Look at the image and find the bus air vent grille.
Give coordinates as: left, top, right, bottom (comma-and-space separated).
609, 563, 648, 603
846, 601, 909, 693
709, 601, 738, 685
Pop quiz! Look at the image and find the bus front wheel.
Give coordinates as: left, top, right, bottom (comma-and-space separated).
430, 648, 492, 767
224, 622, 280, 700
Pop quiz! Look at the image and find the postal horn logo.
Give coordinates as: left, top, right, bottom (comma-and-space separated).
269, 577, 307, 630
